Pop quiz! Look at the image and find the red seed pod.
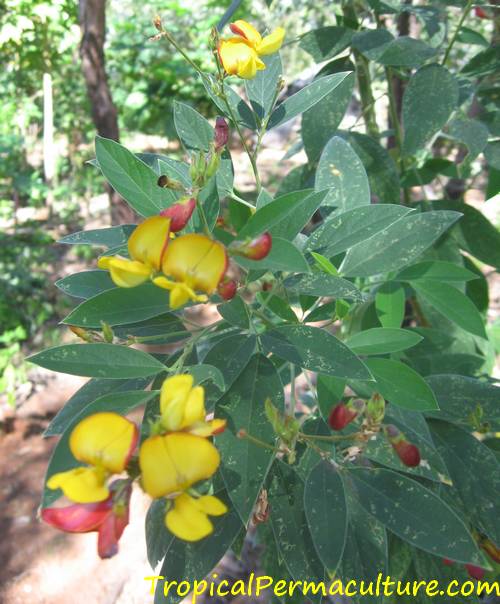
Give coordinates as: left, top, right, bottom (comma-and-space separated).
393, 441, 421, 467
218, 278, 237, 301
160, 197, 196, 232
475, 7, 489, 18
234, 232, 272, 260
328, 403, 357, 431
442, 558, 454, 566
465, 564, 486, 581
214, 116, 229, 150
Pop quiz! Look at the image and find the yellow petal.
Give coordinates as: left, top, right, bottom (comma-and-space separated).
181, 386, 205, 428
160, 374, 194, 431
196, 495, 228, 516
162, 234, 227, 294
105, 257, 152, 288
165, 493, 214, 541
47, 467, 109, 503
97, 256, 112, 270
139, 433, 220, 498
69, 412, 138, 473
153, 278, 205, 309
257, 27, 285, 55
189, 418, 227, 437
230, 20, 262, 46
128, 215, 171, 270
218, 39, 259, 78
237, 53, 258, 79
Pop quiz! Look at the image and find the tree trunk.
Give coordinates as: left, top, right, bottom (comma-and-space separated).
78, 0, 135, 224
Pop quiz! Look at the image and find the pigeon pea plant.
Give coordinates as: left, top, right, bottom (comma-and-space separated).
31, 2, 500, 602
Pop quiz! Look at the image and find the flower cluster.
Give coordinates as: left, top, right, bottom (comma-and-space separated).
42, 375, 227, 556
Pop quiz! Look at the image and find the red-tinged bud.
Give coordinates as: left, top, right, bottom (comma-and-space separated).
160, 197, 196, 232
328, 403, 357, 431
442, 558, 454, 566
214, 117, 229, 151
216, 216, 226, 228
465, 564, 486, 581
475, 7, 489, 18
218, 278, 237, 301
232, 232, 272, 260
393, 441, 421, 467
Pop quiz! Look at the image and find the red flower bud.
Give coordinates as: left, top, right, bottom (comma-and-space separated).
328, 403, 357, 431
465, 564, 486, 581
442, 558, 454, 566
160, 197, 196, 232
475, 7, 489, 18
393, 441, 421, 467
214, 117, 229, 151
218, 278, 237, 300
232, 232, 272, 260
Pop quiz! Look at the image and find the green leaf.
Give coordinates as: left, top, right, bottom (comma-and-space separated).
268, 461, 325, 585
238, 189, 327, 240
45, 376, 152, 436
315, 136, 370, 210
113, 313, 187, 344
306, 205, 412, 256
145, 499, 174, 569
202, 334, 257, 393
42, 390, 156, 507
58, 225, 136, 247
95, 136, 172, 216
260, 325, 372, 380
436, 200, 500, 270
185, 364, 225, 391
173, 101, 213, 151
245, 53, 282, 121
284, 273, 363, 301
375, 281, 406, 328
299, 26, 354, 62
218, 296, 250, 329
424, 374, 500, 429
62, 283, 170, 328
216, 354, 283, 523
28, 343, 165, 379
347, 467, 483, 564
430, 420, 500, 544
395, 260, 479, 282
55, 270, 116, 299
346, 328, 423, 355
353, 30, 437, 67
340, 131, 400, 203
363, 358, 439, 411
304, 461, 347, 573
235, 237, 310, 273
340, 211, 462, 277
412, 280, 487, 339
485, 140, 500, 169
402, 65, 459, 156
302, 74, 355, 161
447, 118, 489, 165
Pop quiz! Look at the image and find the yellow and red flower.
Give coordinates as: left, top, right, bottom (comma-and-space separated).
154, 233, 228, 309
41, 481, 132, 559
158, 374, 226, 436
218, 20, 285, 79
46, 412, 138, 503
98, 215, 171, 287
160, 196, 196, 232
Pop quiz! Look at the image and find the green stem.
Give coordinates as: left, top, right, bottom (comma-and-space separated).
299, 431, 364, 442
353, 51, 380, 138
238, 429, 278, 452
442, 0, 474, 66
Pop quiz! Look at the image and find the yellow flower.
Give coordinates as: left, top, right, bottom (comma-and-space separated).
159, 374, 226, 436
47, 412, 138, 504
218, 20, 285, 79
139, 432, 220, 499
166, 493, 227, 541
153, 233, 228, 309
98, 215, 171, 287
